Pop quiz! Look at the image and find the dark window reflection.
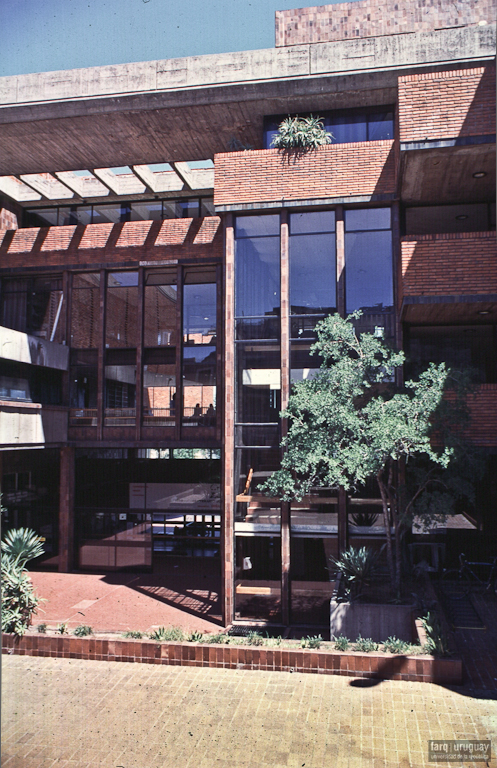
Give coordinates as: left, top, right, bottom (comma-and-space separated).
344, 208, 393, 314
289, 212, 336, 316
236, 344, 280, 424
235, 236, 280, 319
406, 325, 496, 383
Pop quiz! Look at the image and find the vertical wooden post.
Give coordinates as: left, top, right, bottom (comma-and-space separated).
280, 210, 291, 625
58, 446, 75, 572
222, 214, 235, 627
97, 269, 106, 440
135, 267, 145, 441
337, 487, 348, 556
336, 206, 345, 317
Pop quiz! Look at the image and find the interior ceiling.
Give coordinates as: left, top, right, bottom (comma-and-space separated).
0, 79, 397, 176
400, 144, 496, 204
402, 299, 497, 324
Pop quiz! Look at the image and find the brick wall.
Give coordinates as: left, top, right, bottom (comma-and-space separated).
275, 0, 495, 46
467, 384, 497, 446
214, 142, 395, 208
399, 66, 496, 143
401, 231, 496, 298
0, 217, 222, 271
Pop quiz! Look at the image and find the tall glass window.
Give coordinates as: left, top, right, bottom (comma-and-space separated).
105, 272, 139, 348
1, 276, 64, 343
182, 267, 217, 426
344, 208, 393, 333
71, 273, 100, 348
144, 269, 177, 348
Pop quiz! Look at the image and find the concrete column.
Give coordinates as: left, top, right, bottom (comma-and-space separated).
222, 214, 235, 626
280, 211, 291, 625
58, 446, 75, 572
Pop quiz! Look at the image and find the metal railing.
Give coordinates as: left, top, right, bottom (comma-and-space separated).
104, 407, 136, 426
69, 408, 98, 426
143, 407, 175, 426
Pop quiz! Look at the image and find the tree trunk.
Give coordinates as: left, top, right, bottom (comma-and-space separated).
377, 469, 395, 584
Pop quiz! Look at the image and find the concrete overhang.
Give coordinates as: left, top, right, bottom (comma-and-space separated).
401, 295, 497, 324
0, 25, 494, 175
0, 326, 69, 370
400, 141, 496, 204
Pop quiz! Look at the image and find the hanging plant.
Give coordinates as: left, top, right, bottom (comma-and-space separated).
271, 115, 333, 155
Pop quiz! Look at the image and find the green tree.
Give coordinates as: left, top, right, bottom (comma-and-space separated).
262, 313, 475, 596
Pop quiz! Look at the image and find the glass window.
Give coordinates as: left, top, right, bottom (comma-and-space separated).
70, 350, 98, 411
236, 344, 281, 424
407, 325, 496, 383
143, 351, 176, 426
24, 208, 58, 227
2, 277, 64, 342
144, 270, 177, 347
59, 206, 92, 226
104, 355, 136, 426
130, 201, 163, 221
71, 273, 100, 348
327, 112, 367, 144
163, 199, 199, 219
183, 281, 216, 345
200, 198, 215, 217
105, 272, 139, 348
289, 212, 336, 317
92, 204, 126, 224
182, 345, 216, 426
345, 208, 393, 315
368, 111, 394, 141
235, 215, 280, 238
290, 342, 322, 384
235, 236, 280, 319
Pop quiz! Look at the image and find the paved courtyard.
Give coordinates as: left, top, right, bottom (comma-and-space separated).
2, 655, 497, 768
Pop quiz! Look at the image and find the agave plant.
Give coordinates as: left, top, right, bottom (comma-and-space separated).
1, 555, 42, 636
271, 115, 333, 153
330, 545, 381, 600
1, 527, 45, 569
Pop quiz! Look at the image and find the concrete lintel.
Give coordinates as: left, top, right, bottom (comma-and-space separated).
401, 135, 496, 151
0, 175, 42, 202
215, 193, 396, 212
171, 162, 193, 190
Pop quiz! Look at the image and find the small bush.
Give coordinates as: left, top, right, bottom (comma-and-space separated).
57, 623, 68, 635
354, 636, 380, 653
333, 635, 350, 651
203, 632, 228, 644
1, 554, 42, 637
330, 546, 381, 600
246, 631, 264, 646
149, 626, 185, 642
265, 634, 282, 647
187, 630, 204, 642
73, 625, 93, 637
300, 634, 323, 649
271, 115, 333, 153
37, 623, 48, 633
382, 636, 411, 654
122, 630, 143, 639
420, 612, 451, 657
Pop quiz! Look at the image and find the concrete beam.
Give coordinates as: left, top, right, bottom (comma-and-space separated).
0, 176, 41, 202
55, 171, 109, 198
19, 173, 74, 200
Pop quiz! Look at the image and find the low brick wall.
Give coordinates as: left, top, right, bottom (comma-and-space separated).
1, 632, 462, 685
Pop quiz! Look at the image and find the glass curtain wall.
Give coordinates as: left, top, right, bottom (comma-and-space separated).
1, 276, 64, 343
143, 269, 177, 427
70, 274, 100, 422
234, 215, 282, 620
104, 272, 138, 425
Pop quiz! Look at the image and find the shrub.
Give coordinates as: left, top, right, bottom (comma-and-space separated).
300, 634, 323, 649
57, 623, 68, 635
149, 626, 185, 642
1, 556, 42, 636
73, 625, 93, 637
203, 632, 229, 644
420, 612, 451, 657
271, 115, 333, 153
37, 623, 48, 633
1, 527, 45, 569
333, 635, 350, 651
122, 630, 143, 639
246, 631, 264, 646
382, 636, 412, 654
350, 510, 379, 527
330, 546, 381, 600
354, 636, 380, 653
187, 630, 204, 642
265, 634, 282, 647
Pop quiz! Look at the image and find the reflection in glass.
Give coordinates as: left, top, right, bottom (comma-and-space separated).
1, 277, 64, 343
105, 272, 139, 348
183, 283, 216, 344
182, 345, 216, 426
290, 232, 336, 315
92, 204, 126, 224
70, 350, 98, 424
143, 361, 176, 426
236, 345, 280, 424
144, 274, 177, 347
59, 206, 92, 226
104, 362, 136, 425
290, 343, 322, 384
235, 236, 280, 318
345, 210, 392, 315
71, 273, 100, 348
130, 201, 163, 221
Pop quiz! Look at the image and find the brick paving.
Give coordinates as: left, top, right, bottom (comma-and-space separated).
2, 655, 497, 768
450, 591, 497, 692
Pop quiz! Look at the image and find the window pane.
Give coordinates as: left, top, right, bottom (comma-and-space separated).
289, 210, 335, 234
236, 345, 281, 423
104, 363, 136, 425
70, 351, 98, 410
182, 346, 216, 426
1, 279, 28, 332
144, 283, 177, 347
59, 206, 92, 226
130, 201, 163, 221
236, 317, 280, 340
92, 204, 123, 224
327, 113, 367, 144
183, 283, 216, 344
345, 207, 391, 231
200, 198, 215, 217
345, 230, 393, 313
25, 208, 58, 227
235, 236, 280, 318
290, 232, 336, 315
105, 272, 139, 348
143, 362, 176, 425
291, 342, 322, 384
71, 273, 100, 348
368, 111, 394, 141
235, 215, 280, 238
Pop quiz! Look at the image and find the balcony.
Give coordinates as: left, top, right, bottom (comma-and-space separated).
400, 231, 497, 323
214, 141, 395, 210
0, 401, 68, 447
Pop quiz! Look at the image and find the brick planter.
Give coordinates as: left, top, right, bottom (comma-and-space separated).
2, 632, 462, 685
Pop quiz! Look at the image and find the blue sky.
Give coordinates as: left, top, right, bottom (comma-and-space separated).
1, 0, 350, 77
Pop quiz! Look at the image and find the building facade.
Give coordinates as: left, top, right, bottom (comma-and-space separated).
0, 0, 495, 626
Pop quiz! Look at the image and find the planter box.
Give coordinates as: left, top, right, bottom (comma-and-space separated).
330, 599, 415, 642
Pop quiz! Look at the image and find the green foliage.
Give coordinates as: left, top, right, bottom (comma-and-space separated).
330, 546, 381, 600
203, 632, 229, 644
246, 630, 264, 646
73, 625, 93, 637
271, 115, 333, 153
382, 636, 412, 654
122, 630, 143, 639
420, 612, 451, 657
300, 634, 323, 649
187, 630, 204, 642
149, 626, 185, 642
265, 634, 282, 647
57, 623, 68, 634
1, 555, 41, 636
333, 635, 350, 651
1, 527, 44, 569
37, 623, 48, 633
354, 636, 380, 653
262, 312, 474, 594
